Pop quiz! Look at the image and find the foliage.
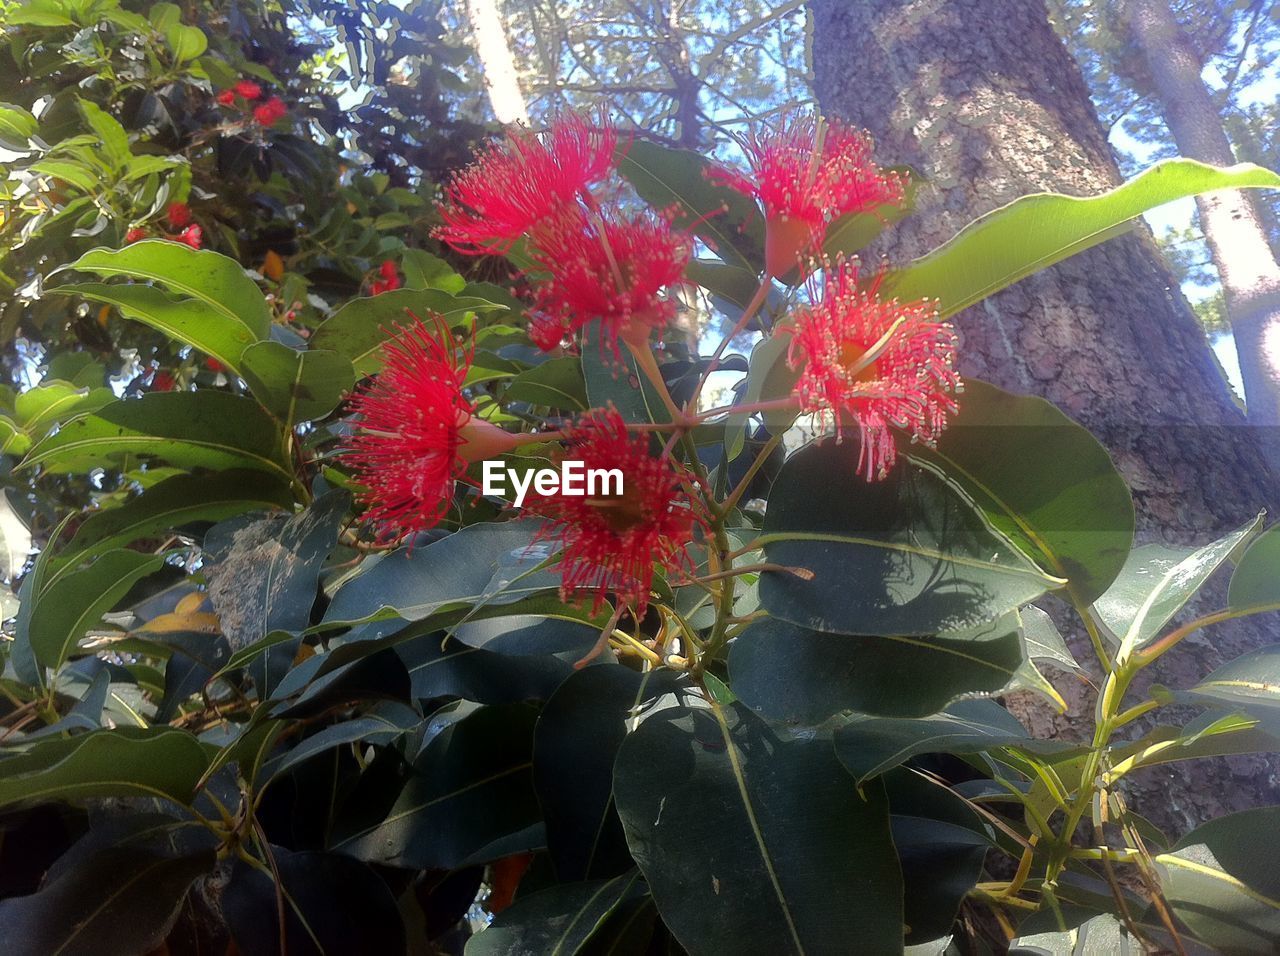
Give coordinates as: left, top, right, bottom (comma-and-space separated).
4, 5, 1280, 955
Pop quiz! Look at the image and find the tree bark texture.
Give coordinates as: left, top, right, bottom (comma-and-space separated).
808, 0, 1280, 837
1121, 0, 1280, 436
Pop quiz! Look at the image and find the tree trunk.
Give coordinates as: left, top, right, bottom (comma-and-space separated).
467, 0, 530, 125
807, 0, 1280, 837
1121, 0, 1280, 439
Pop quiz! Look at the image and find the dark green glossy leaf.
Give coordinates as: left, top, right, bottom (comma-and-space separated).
1183, 645, 1280, 736
0, 727, 209, 808
222, 848, 406, 956
886, 160, 1280, 318
0, 846, 214, 956
1158, 807, 1280, 953
730, 616, 1026, 722
1228, 524, 1280, 612
758, 441, 1062, 636
504, 356, 588, 410
28, 548, 164, 670
54, 470, 294, 569
331, 703, 541, 869
613, 693, 903, 955
239, 342, 354, 422
264, 702, 422, 782
466, 871, 645, 956
832, 699, 1074, 785
1093, 516, 1263, 660
324, 520, 559, 626
616, 139, 765, 272
906, 380, 1134, 605
204, 491, 348, 694
536, 667, 682, 882
311, 289, 506, 375
20, 391, 293, 483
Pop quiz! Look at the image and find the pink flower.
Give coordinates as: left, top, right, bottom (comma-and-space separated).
522, 408, 706, 613
234, 79, 263, 101
712, 111, 904, 276
125, 228, 147, 244
788, 258, 960, 480
216, 89, 237, 107
166, 203, 191, 228
530, 206, 691, 351
435, 113, 618, 255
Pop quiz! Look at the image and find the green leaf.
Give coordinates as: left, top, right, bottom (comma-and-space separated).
1158, 807, 1280, 953
28, 549, 164, 670
13, 380, 113, 437
0, 727, 209, 807
730, 616, 1028, 722
906, 380, 1134, 605
616, 140, 766, 273
535, 666, 682, 882
20, 391, 292, 483
723, 331, 798, 462
264, 703, 421, 782
311, 289, 506, 376
331, 703, 542, 869
1010, 914, 1143, 955
0, 846, 214, 956
1183, 645, 1280, 736
0, 104, 38, 151
401, 248, 466, 293
887, 160, 1280, 317
757, 441, 1063, 636
55, 469, 294, 568
61, 242, 271, 345
504, 356, 588, 410
54, 282, 263, 378
465, 872, 644, 956
1228, 524, 1280, 613
1093, 515, 1263, 660
832, 699, 1073, 785
239, 342, 354, 422
1020, 604, 1080, 672
822, 167, 919, 258
581, 325, 672, 425
77, 100, 130, 171
165, 22, 207, 63
613, 694, 904, 955
323, 521, 560, 626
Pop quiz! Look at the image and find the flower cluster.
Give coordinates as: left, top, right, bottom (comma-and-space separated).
435, 114, 691, 355
125, 202, 202, 249
711, 111, 904, 276
215, 79, 287, 127
345, 109, 960, 621
789, 259, 960, 479
524, 409, 706, 613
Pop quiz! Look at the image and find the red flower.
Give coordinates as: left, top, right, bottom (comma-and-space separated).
528, 314, 573, 353
522, 409, 706, 613
204, 357, 224, 373
166, 202, 191, 228
150, 371, 176, 392
788, 258, 960, 480
234, 79, 263, 101
216, 89, 237, 107
531, 206, 691, 351
712, 111, 904, 276
435, 112, 618, 255
253, 96, 287, 126
370, 260, 401, 295
124, 228, 147, 244
174, 225, 202, 249
342, 315, 519, 543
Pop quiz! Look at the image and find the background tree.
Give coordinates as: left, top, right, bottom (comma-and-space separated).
807, 0, 1280, 835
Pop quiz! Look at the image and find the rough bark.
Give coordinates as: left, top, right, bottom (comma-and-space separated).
1121, 0, 1280, 438
807, 0, 1280, 837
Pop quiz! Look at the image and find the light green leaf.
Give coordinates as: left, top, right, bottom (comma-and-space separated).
239, 342, 354, 423
77, 100, 130, 171
887, 160, 1280, 317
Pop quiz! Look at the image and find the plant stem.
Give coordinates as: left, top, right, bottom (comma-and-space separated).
687, 280, 772, 412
